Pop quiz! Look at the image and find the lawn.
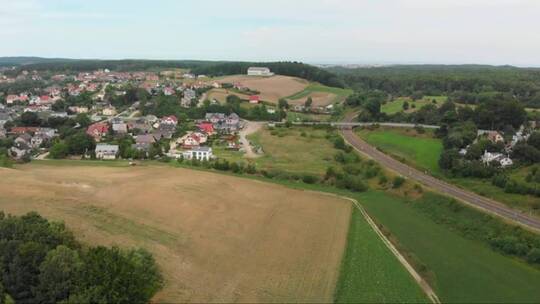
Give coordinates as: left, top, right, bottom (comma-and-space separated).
356, 191, 540, 303
356, 128, 443, 175
334, 207, 428, 303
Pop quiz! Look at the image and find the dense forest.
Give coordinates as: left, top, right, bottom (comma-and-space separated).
0, 212, 162, 304
330, 65, 540, 108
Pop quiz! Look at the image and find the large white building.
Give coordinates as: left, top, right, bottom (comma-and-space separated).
95, 144, 119, 160
182, 147, 213, 161
247, 67, 274, 77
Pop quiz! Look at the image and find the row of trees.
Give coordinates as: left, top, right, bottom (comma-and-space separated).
0, 212, 162, 303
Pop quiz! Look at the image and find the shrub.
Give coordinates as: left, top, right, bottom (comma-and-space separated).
527, 248, 540, 264
392, 176, 406, 188
302, 174, 319, 184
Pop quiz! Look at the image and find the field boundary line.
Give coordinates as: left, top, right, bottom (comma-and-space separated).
311, 191, 441, 304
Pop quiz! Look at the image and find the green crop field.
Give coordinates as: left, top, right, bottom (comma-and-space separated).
356, 191, 540, 303
334, 207, 428, 303
356, 128, 443, 175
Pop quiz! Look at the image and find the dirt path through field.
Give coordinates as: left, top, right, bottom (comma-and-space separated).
240, 120, 264, 158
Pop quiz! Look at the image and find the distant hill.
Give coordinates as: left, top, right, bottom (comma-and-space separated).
0, 56, 77, 67
0, 57, 343, 88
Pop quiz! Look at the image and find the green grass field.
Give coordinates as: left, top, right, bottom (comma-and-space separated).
356, 191, 540, 303
286, 83, 353, 103
356, 128, 443, 174
334, 207, 428, 303
286, 112, 333, 123
243, 127, 341, 175
381, 96, 447, 115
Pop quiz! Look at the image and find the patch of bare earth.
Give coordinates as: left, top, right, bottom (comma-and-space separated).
217, 75, 309, 104
0, 165, 351, 303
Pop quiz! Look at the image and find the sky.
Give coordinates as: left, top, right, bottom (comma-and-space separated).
1, 0, 539, 66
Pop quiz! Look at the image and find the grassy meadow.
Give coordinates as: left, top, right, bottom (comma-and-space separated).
356, 127, 443, 175
244, 127, 341, 175
381, 96, 447, 115
286, 83, 353, 103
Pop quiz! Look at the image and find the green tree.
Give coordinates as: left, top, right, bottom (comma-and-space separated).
528, 132, 540, 150
278, 98, 289, 110
305, 97, 313, 108
34, 246, 83, 304
49, 142, 69, 159
66, 132, 95, 155
20, 112, 41, 126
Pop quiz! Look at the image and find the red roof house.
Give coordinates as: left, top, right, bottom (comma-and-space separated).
198, 122, 214, 135
86, 123, 109, 141
249, 95, 260, 104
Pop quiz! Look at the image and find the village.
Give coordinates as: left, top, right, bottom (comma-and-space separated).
0, 67, 299, 162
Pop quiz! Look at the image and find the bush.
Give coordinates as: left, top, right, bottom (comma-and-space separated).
526, 248, 540, 264
392, 176, 406, 188
302, 174, 319, 184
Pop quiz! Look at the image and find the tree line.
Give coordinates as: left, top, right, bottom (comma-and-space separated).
332, 65, 540, 108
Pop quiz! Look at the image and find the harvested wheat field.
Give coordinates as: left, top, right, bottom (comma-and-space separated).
217, 75, 309, 103
0, 164, 351, 303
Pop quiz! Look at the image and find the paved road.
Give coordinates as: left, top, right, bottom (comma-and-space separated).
341, 115, 540, 232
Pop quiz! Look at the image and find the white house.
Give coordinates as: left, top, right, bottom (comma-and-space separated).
500, 157, 514, 168
247, 67, 274, 77
182, 147, 213, 161
95, 144, 119, 160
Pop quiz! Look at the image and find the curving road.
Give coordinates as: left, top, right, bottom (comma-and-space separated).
340, 115, 540, 232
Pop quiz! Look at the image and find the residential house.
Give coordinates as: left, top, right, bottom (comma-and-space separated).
249, 95, 260, 104
95, 144, 119, 160
9, 140, 31, 160
112, 122, 128, 135
0, 112, 11, 126
160, 115, 178, 126
102, 106, 117, 116
204, 113, 241, 134
178, 132, 208, 148
247, 67, 274, 77
182, 147, 213, 161
86, 123, 109, 142
198, 122, 214, 135
481, 150, 513, 167
68, 106, 89, 114
163, 87, 175, 96
133, 134, 156, 151
487, 131, 504, 143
